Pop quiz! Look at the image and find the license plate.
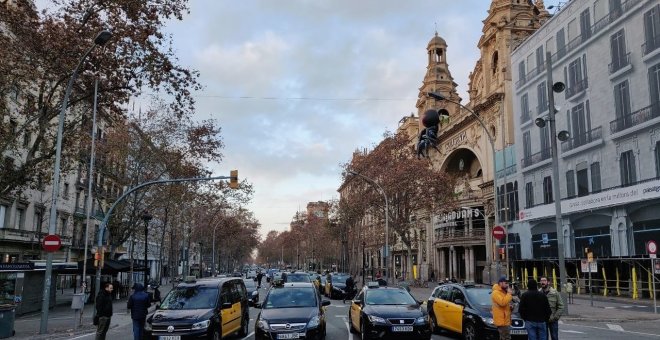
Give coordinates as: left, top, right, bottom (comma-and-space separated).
277, 333, 301, 339
391, 326, 414, 332
510, 329, 527, 335
159, 337, 181, 340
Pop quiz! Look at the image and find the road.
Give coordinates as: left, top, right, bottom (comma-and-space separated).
65, 286, 660, 340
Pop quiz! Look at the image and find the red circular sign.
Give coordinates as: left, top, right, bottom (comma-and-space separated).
43, 234, 62, 252
648, 240, 657, 255
493, 226, 506, 240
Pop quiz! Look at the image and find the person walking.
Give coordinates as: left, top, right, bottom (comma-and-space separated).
127, 283, 151, 340
95, 282, 114, 340
256, 271, 264, 289
491, 276, 513, 340
343, 275, 355, 304
519, 279, 552, 340
540, 276, 564, 340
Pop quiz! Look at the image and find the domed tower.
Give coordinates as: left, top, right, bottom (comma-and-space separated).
416, 32, 461, 119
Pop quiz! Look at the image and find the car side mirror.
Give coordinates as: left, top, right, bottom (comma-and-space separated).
222, 302, 233, 309
454, 299, 465, 306
322, 300, 331, 307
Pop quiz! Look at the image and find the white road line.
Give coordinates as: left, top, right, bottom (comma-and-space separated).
563, 323, 660, 338
69, 332, 96, 339
606, 324, 625, 331
604, 306, 616, 309
561, 330, 585, 334
240, 331, 255, 340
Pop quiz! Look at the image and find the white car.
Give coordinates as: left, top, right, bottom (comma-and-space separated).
246, 270, 257, 279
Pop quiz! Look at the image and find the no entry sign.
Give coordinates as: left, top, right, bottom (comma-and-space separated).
43, 235, 62, 252
648, 240, 657, 258
493, 226, 505, 240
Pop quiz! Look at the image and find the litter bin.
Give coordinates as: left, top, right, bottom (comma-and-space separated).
0, 304, 16, 338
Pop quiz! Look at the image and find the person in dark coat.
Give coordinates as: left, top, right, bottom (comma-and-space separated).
519, 279, 552, 340
95, 282, 114, 340
127, 283, 151, 340
256, 271, 264, 288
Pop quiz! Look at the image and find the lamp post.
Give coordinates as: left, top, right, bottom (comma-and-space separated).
362, 241, 366, 286
427, 92, 500, 282
347, 170, 389, 284
40, 30, 112, 334
141, 210, 152, 288
212, 224, 219, 277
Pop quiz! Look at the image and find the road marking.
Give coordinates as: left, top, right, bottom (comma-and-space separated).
604, 306, 616, 309
69, 332, 96, 339
607, 324, 624, 331
240, 331, 255, 340
563, 323, 660, 338
561, 330, 585, 334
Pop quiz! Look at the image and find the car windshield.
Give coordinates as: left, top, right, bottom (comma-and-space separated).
264, 288, 317, 309
287, 274, 310, 283
243, 279, 256, 288
466, 289, 492, 307
365, 289, 417, 305
332, 275, 348, 283
159, 286, 218, 310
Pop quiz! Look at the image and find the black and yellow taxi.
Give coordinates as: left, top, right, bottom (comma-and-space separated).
348, 282, 431, 340
254, 281, 331, 340
285, 271, 312, 283
145, 277, 250, 339
427, 283, 527, 340
324, 273, 349, 299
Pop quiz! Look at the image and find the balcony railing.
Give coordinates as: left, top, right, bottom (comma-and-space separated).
610, 102, 660, 134
643, 34, 660, 56
434, 228, 485, 244
565, 77, 588, 99
609, 53, 631, 74
521, 147, 552, 168
561, 126, 602, 152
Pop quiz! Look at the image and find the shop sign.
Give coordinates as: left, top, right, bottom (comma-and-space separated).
0, 262, 34, 271
519, 180, 660, 221
437, 208, 481, 224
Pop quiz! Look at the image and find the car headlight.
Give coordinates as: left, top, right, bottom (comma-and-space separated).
368, 315, 387, 324
415, 316, 428, 324
257, 318, 270, 331
307, 315, 321, 328
481, 316, 495, 326
191, 319, 210, 330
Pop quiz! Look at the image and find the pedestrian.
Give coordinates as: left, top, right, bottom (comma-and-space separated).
256, 271, 264, 289
343, 275, 355, 303
519, 279, 552, 340
127, 283, 151, 340
95, 282, 114, 340
540, 276, 564, 340
491, 276, 513, 340
430, 270, 435, 282
563, 281, 574, 304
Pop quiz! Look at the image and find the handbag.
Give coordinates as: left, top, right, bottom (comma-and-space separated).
93, 315, 99, 326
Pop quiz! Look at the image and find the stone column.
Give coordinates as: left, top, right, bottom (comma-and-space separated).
468, 246, 475, 282
451, 246, 457, 280
439, 248, 446, 280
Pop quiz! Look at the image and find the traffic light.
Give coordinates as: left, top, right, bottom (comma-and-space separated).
229, 170, 239, 189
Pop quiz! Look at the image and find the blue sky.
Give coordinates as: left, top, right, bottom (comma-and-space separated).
160, 0, 498, 235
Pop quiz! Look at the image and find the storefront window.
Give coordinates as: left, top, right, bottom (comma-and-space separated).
633, 221, 660, 256
574, 226, 611, 257
507, 233, 522, 260
0, 273, 17, 304
532, 232, 558, 259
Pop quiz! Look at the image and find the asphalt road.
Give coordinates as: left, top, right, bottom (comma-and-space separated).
67, 285, 660, 340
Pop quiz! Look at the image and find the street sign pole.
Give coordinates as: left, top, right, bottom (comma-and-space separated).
653, 257, 657, 314
588, 252, 594, 307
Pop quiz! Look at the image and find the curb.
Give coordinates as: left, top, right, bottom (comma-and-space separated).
562, 316, 660, 322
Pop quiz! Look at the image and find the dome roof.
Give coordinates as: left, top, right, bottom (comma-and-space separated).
428, 32, 447, 47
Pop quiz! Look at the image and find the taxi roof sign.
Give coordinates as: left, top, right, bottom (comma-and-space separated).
367, 281, 380, 288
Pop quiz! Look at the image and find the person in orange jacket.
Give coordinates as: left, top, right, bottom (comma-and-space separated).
491, 276, 513, 340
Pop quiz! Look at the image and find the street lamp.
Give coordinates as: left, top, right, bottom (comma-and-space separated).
141, 210, 153, 288
40, 30, 112, 334
347, 170, 390, 284
427, 92, 500, 282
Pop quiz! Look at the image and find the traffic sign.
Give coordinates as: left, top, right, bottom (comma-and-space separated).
493, 226, 505, 240
581, 259, 597, 273
648, 240, 657, 255
42, 235, 62, 252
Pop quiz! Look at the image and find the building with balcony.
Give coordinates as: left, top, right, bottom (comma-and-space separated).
510, 0, 660, 287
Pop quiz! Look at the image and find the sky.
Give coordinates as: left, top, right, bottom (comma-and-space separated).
158, 0, 499, 236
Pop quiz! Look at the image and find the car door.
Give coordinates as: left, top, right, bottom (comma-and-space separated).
427, 286, 441, 314
229, 281, 243, 332
220, 283, 233, 337
433, 286, 451, 329
444, 287, 465, 333
350, 291, 364, 331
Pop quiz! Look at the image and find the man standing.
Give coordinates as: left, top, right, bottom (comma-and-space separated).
127, 283, 151, 340
256, 271, 264, 289
343, 274, 355, 303
95, 282, 114, 340
491, 276, 513, 340
540, 276, 564, 340
519, 279, 551, 340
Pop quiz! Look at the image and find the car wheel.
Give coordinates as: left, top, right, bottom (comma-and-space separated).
238, 313, 249, 337
429, 313, 438, 334
348, 311, 357, 334
462, 322, 477, 340
360, 320, 369, 340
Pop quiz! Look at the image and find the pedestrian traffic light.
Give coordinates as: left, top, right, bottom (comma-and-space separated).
229, 170, 239, 189
584, 247, 591, 256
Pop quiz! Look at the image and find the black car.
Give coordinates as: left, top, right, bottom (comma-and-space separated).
349, 283, 431, 340
427, 283, 527, 340
284, 272, 312, 283
145, 277, 249, 339
243, 278, 260, 306
325, 273, 349, 299
254, 282, 330, 340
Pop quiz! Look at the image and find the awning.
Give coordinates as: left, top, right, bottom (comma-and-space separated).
76, 258, 149, 275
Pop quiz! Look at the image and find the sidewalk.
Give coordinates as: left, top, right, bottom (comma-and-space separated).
13, 286, 170, 340
407, 286, 660, 323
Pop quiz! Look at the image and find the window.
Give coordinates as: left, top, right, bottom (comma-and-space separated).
63, 183, 70, 199
580, 9, 592, 40
556, 28, 566, 58
591, 162, 602, 192
9, 120, 17, 135
614, 80, 631, 121
644, 4, 660, 55
22, 132, 30, 148
523, 131, 532, 160
0, 205, 8, 229
650, 63, 660, 109
13, 208, 24, 230
577, 166, 589, 197
568, 58, 584, 94
543, 176, 553, 204
60, 217, 68, 235
540, 124, 551, 158
535, 46, 544, 71
525, 182, 534, 208
521, 94, 530, 122
610, 29, 628, 73
656, 141, 660, 178
566, 170, 576, 198
620, 150, 637, 187
537, 81, 548, 114
518, 61, 526, 84
571, 103, 588, 146
34, 210, 42, 232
